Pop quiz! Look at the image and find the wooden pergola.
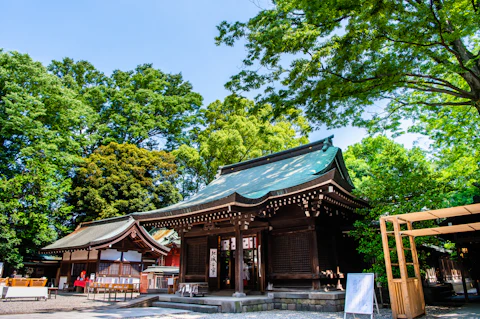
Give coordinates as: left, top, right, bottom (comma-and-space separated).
380, 203, 480, 319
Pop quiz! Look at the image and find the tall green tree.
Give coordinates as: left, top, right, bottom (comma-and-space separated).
344, 136, 454, 281
70, 142, 181, 222
173, 95, 310, 197
0, 51, 92, 267
49, 58, 203, 150
216, 0, 480, 130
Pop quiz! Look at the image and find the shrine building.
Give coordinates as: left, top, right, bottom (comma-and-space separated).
131, 136, 367, 296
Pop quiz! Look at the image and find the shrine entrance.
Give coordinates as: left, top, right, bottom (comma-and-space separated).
219, 235, 260, 292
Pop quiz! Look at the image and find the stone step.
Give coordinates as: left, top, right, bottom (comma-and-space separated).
152, 301, 220, 313
156, 296, 210, 305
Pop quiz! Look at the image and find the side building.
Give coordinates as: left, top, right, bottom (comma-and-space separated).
41, 216, 170, 289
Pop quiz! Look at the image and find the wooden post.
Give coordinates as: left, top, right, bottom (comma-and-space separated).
393, 218, 412, 319
380, 218, 398, 319
310, 222, 321, 290
258, 230, 266, 292
233, 223, 245, 297
407, 221, 426, 313
179, 230, 186, 284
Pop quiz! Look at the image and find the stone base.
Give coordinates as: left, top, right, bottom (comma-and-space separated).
242, 291, 345, 313
271, 291, 344, 312
151, 291, 345, 313
232, 292, 247, 298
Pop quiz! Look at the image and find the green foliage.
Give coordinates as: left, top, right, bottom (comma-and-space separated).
173, 95, 310, 196
216, 0, 480, 129
0, 51, 91, 267
49, 58, 203, 150
345, 136, 454, 282
70, 142, 181, 222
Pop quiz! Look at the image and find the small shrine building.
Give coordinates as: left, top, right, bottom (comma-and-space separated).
41, 216, 169, 288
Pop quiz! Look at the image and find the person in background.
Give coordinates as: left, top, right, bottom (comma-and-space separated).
10, 270, 17, 278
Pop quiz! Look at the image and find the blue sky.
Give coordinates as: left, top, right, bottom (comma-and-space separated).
1, 0, 423, 150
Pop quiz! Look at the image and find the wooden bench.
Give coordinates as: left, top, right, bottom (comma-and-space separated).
178, 282, 208, 297
87, 282, 138, 301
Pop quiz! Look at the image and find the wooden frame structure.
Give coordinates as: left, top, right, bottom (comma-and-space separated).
380, 203, 480, 319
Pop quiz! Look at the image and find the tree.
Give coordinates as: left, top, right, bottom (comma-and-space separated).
344, 136, 455, 281
173, 95, 310, 197
216, 0, 480, 130
70, 142, 181, 222
49, 59, 203, 150
0, 51, 92, 267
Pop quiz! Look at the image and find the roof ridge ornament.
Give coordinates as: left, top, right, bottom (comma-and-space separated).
322, 136, 333, 152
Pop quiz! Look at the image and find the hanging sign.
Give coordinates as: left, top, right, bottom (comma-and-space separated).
344, 273, 379, 319
243, 237, 250, 249
221, 239, 229, 251
209, 249, 217, 278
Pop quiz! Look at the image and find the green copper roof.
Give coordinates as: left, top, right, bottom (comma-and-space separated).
134, 137, 353, 219
42, 217, 135, 251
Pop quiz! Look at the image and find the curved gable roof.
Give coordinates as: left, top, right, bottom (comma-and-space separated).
42, 216, 169, 255
133, 136, 359, 220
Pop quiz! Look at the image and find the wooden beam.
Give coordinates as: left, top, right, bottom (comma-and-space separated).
185, 227, 236, 237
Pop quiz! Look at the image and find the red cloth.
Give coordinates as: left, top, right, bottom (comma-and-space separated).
73, 279, 91, 288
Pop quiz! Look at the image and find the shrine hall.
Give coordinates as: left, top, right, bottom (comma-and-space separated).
132, 136, 367, 296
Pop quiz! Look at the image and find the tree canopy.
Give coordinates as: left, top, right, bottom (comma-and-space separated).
49, 58, 203, 150
0, 51, 91, 267
70, 142, 181, 222
216, 0, 480, 131
344, 136, 454, 281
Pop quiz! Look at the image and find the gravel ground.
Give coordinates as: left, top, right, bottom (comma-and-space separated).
0, 292, 458, 319
0, 291, 140, 315
132, 305, 456, 319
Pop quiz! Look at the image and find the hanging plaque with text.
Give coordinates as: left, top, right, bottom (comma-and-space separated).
209, 249, 217, 278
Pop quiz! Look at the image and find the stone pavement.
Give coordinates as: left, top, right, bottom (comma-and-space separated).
432, 302, 480, 318
0, 307, 191, 319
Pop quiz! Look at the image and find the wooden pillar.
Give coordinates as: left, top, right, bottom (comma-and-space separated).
179, 230, 186, 283
310, 220, 321, 290
407, 221, 426, 312
380, 218, 398, 319
233, 224, 245, 297
258, 230, 265, 292
393, 217, 412, 319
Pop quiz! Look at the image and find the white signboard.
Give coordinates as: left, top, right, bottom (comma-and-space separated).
344, 273, 377, 318
209, 249, 217, 278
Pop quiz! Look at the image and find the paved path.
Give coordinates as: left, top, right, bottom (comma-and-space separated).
433, 302, 480, 318
0, 307, 191, 319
